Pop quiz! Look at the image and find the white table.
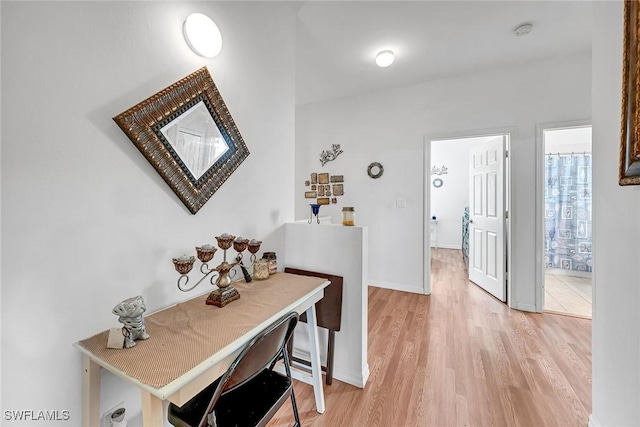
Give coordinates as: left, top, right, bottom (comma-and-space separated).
74, 273, 329, 427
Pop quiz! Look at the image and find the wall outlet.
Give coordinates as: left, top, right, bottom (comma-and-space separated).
395, 197, 407, 208
101, 402, 125, 427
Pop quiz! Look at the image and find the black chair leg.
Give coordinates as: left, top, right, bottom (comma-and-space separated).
290, 386, 301, 427
283, 349, 302, 427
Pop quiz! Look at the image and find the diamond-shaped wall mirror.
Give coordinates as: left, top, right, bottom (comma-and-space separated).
113, 67, 249, 214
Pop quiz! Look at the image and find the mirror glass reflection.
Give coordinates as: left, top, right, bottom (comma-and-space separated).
160, 101, 230, 180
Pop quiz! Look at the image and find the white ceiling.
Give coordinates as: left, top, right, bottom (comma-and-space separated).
295, 1, 593, 105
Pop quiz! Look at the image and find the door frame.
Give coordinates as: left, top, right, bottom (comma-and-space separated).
423, 127, 513, 303
535, 119, 592, 312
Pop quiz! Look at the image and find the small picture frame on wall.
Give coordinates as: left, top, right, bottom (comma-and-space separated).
317, 197, 330, 205
331, 198, 337, 204
318, 173, 330, 184
333, 184, 344, 196
318, 185, 325, 196
311, 173, 318, 184
305, 191, 317, 199
331, 175, 344, 183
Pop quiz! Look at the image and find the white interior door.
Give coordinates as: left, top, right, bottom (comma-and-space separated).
468, 136, 506, 301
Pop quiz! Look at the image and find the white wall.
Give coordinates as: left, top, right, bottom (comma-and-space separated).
296, 54, 591, 305
285, 222, 369, 388
591, 2, 640, 425
544, 126, 592, 154
1, 2, 296, 425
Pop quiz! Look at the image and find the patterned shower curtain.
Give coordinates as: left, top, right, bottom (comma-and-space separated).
544, 153, 592, 273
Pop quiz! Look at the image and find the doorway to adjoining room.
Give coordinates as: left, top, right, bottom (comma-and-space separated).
541, 125, 592, 318
428, 133, 510, 304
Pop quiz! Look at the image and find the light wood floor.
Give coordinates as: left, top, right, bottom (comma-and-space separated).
544, 272, 592, 319
268, 248, 591, 427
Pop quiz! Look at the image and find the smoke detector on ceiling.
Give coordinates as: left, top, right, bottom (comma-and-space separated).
514, 23, 533, 36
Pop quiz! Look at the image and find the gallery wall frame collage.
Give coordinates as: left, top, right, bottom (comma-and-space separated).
304, 173, 344, 205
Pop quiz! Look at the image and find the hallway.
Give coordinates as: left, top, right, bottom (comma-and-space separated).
269, 248, 592, 426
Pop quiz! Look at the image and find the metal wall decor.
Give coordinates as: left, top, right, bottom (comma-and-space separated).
320, 144, 343, 166
367, 162, 384, 179
113, 67, 250, 213
432, 178, 443, 188
620, 1, 640, 185
431, 165, 448, 175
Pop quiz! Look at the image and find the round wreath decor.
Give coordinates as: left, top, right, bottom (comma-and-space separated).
367, 162, 384, 179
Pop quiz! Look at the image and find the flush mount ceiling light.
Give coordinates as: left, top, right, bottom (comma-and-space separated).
375, 50, 395, 67
514, 23, 533, 37
183, 13, 222, 58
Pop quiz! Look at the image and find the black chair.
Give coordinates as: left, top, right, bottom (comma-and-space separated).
168, 312, 301, 427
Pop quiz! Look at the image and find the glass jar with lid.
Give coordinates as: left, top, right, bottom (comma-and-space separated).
342, 207, 355, 226
262, 252, 277, 274
252, 259, 270, 280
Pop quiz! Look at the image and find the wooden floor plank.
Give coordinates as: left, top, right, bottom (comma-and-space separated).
268, 248, 591, 426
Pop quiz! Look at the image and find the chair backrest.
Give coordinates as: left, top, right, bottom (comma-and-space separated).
223, 312, 298, 391
197, 312, 299, 426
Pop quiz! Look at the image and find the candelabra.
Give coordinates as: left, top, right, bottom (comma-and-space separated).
172, 233, 262, 307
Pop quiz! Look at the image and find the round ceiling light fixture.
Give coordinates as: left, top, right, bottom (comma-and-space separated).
183, 13, 223, 58
514, 23, 533, 37
375, 50, 395, 67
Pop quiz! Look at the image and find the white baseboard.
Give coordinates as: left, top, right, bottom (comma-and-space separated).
430, 244, 461, 250
332, 364, 369, 388
369, 280, 424, 295
291, 349, 368, 388
588, 414, 601, 427
513, 302, 537, 312
546, 267, 592, 279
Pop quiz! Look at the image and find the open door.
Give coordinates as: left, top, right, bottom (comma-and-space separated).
468, 136, 506, 302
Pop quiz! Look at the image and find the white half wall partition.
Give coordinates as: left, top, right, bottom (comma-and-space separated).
284, 221, 369, 388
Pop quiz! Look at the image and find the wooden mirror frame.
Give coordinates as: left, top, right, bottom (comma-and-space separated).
113, 67, 250, 213
620, 1, 640, 185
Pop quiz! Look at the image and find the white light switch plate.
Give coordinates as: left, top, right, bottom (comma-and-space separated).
396, 197, 406, 208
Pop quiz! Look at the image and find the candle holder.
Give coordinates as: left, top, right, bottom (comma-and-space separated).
309, 203, 321, 224
172, 233, 262, 307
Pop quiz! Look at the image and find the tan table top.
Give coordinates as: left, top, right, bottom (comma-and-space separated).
76, 273, 326, 389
